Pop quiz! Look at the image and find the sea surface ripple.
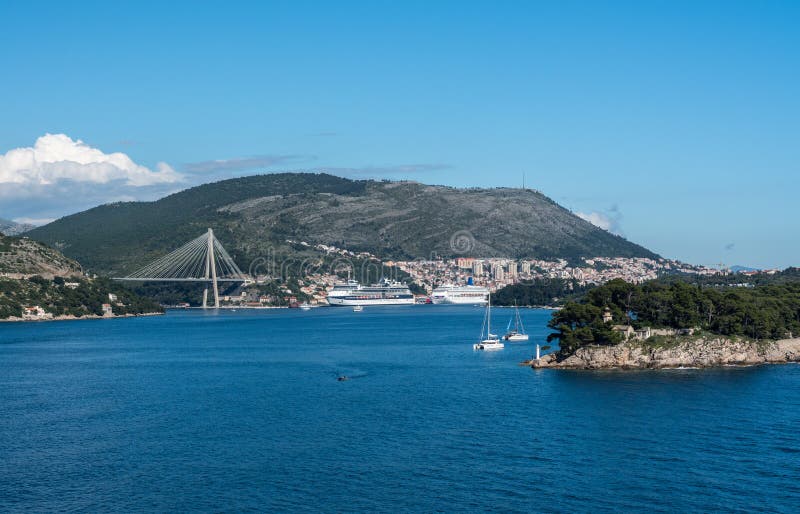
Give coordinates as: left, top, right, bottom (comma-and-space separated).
2, 307, 799, 512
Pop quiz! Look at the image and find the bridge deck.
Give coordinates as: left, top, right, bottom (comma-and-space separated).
114, 278, 246, 282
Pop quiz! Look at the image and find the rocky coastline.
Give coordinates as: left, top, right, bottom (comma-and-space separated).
1, 312, 164, 323
527, 336, 800, 370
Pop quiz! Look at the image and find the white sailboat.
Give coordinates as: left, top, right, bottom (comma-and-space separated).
473, 292, 504, 351
503, 301, 529, 342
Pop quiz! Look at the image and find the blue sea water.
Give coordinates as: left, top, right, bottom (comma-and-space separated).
1, 306, 799, 512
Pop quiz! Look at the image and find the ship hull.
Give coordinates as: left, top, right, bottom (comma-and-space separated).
473, 340, 505, 350
327, 297, 415, 306
431, 295, 488, 305
327, 279, 415, 306
504, 333, 529, 342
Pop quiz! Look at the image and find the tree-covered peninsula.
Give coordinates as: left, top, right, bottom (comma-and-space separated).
0, 233, 163, 321
546, 278, 800, 357
0, 276, 163, 320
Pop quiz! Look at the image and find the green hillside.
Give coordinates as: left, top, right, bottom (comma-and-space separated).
0, 276, 163, 319
27, 173, 659, 276
0, 233, 162, 319
0, 233, 82, 276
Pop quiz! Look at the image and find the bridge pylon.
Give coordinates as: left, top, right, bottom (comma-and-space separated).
202, 228, 221, 308
114, 228, 246, 309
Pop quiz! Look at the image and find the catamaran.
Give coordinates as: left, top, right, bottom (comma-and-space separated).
503, 301, 529, 341
473, 292, 504, 351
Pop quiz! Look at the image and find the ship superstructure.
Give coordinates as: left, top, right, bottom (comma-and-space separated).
327, 279, 414, 306
430, 284, 489, 305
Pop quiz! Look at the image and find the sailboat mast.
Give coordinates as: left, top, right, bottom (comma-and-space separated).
515, 300, 520, 331
487, 292, 491, 335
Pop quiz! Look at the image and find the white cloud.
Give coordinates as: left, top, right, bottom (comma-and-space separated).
576, 204, 625, 235
0, 133, 181, 187
577, 211, 613, 231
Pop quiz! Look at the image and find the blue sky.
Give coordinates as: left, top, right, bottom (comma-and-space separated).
0, 1, 798, 268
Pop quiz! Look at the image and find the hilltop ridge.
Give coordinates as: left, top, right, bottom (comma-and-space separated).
0, 233, 82, 277
27, 173, 659, 276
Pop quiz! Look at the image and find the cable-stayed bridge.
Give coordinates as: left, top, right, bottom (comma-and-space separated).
115, 228, 247, 308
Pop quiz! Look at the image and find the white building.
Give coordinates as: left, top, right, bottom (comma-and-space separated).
22, 306, 52, 320
507, 261, 518, 278
492, 263, 505, 281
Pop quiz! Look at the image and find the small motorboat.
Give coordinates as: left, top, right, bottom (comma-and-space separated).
300, 303, 312, 311
337, 375, 349, 382
352, 305, 364, 312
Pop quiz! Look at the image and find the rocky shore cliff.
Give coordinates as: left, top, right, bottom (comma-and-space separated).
528, 337, 800, 370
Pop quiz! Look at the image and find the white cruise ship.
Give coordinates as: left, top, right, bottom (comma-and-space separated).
431, 284, 489, 305
326, 279, 414, 306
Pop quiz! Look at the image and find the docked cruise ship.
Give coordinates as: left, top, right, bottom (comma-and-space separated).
326, 279, 414, 306
431, 284, 489, 305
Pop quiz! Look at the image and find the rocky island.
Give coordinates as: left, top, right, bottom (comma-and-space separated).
535, 276, 800, 370
528, 336, 800, 369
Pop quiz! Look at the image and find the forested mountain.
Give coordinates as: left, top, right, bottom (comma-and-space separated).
27, 173, 659, 276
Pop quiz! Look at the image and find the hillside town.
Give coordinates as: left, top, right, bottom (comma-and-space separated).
393, 256, 727, 292
224, 240, 739, 307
